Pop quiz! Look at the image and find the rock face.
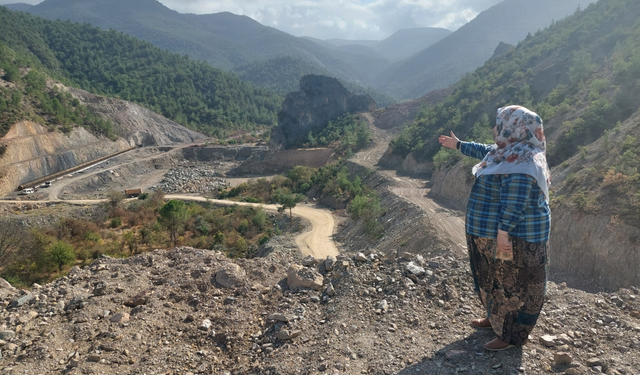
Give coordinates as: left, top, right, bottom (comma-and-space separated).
270, 75, 377, 150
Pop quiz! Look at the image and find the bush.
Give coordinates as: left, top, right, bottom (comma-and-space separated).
110, 217, 122, 228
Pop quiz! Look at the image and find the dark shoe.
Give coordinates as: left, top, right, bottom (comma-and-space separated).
484, 338, 516, 351
470, 318, 492, 330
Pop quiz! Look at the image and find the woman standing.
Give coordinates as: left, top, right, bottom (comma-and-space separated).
438, 105, 551, 351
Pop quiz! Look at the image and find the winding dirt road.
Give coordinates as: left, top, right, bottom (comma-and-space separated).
354, 113, 467, 254
164, 195, 338, 259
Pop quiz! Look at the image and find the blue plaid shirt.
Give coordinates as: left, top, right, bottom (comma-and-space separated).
461, 142, 550, 243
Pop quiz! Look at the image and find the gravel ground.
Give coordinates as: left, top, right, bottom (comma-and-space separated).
1, 245, 638, 375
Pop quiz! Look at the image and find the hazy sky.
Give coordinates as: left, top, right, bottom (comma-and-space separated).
0, 0, 506, 40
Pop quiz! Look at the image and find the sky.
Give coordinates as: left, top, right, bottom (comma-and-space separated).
0, 0, 506, 40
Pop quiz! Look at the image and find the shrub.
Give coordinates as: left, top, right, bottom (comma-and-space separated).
110, 217, 122, 228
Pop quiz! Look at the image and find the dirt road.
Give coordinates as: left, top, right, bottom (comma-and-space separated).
354, 114, 467, 254
165, 195, 339, 259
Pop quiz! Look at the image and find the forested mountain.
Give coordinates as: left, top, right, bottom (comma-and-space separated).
22, 0, 387, 89
234, 56, 397, 108
376, 0, 593, 100
315, 27, 452, 62
390, 0, 640, 217
0, 7, 281, 137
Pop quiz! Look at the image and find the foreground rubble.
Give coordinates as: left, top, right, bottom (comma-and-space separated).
1, 246, 638, 375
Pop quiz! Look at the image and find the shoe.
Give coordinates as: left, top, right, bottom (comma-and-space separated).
470, 318, 492, 330
484, 338, 516, 351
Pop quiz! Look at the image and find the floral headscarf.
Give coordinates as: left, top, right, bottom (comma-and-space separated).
472, 105, 551, 202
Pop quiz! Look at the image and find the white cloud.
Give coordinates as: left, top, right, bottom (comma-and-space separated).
0, 0, 505, 40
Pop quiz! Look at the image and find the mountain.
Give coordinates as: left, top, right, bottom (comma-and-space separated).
234, 56, 397, 108
2, 3, 32, 11
308, 27, 452, 63
0, 6, 281, 138
374, 28, 452, 62
24, 0, 387, 88
376, 0, 593, 100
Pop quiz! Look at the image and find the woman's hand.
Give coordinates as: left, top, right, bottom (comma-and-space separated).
438, 131, 460, 150
496, 229, 513, 261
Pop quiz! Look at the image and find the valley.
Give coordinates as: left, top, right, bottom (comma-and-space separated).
1, 0, 640, 374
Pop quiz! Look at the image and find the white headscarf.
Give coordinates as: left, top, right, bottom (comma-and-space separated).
472, 105, 551, 202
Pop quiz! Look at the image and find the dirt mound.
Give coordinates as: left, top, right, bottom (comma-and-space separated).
2, 246, 638, 374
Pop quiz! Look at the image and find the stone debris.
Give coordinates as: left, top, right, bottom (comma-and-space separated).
154, 162, 229, 194
287, 264, 323, 290
0, 246, 636, 374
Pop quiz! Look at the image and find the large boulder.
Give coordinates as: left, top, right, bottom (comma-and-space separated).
287, 264, 324, 291
270, 75, 377, 150
214, 263, 246, 289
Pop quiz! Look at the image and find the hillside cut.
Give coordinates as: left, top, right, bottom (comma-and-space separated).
270, 75, 376, 150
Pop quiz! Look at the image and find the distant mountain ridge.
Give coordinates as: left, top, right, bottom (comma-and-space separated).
22, 0, 387, 88
376, 0, 594, 99
309, 27, 452, 62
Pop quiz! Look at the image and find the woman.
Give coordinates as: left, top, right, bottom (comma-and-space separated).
438, 105, 551, 351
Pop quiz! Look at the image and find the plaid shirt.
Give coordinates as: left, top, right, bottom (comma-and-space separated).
460, 142, 550, 243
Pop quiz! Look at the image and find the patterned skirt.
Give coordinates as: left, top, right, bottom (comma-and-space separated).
466, 233, 549, 346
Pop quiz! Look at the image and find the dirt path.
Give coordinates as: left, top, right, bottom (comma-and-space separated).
165, 195, 339, 259
354, 113, 467, 254
0, 194, 339, 260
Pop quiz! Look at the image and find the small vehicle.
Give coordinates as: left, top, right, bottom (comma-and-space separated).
20, 188, 35, 195
44, 181, 52, 187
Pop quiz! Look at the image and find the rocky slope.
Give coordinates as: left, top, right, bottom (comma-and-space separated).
0, 121, 130, 197
67, 88, 205, 147
1, 243, 638, 374
0, 86, 206, 198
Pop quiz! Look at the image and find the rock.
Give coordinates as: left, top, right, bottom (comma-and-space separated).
110, 313, 130, 324
413, 254, 426, 266
401, 252, 415, 260
198, 319, 212, 331
324, 256, 336, 271
406, 262, 425, 276
269, 75, 376, 149
87, 355, 101, 362
565, 369, 583, 375
268, 314, 290, 323
0, 330, 15, 341
0, 278, 16, 291
553, 352, 573, 365
9, 294, 34, 308
68, 359, 80, 368
18, 311, 38, 324
557, 333, 573, 345
124, 291, 150, 307
215, 263, 246, 288
377, 300, 389, 313
326, 283, 336, 296
301, 255, 318, 267
540, 335, 557, 347
586, 358, 603, 367
355, 253, 367, 262
287, 264, 324, 291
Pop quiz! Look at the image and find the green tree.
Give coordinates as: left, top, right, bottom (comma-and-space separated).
158, 200, 190, 247
47, 241, 75, 273
273, 189, 305, 227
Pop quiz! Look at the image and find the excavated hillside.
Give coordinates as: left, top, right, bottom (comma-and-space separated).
0, 86, 206, 198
